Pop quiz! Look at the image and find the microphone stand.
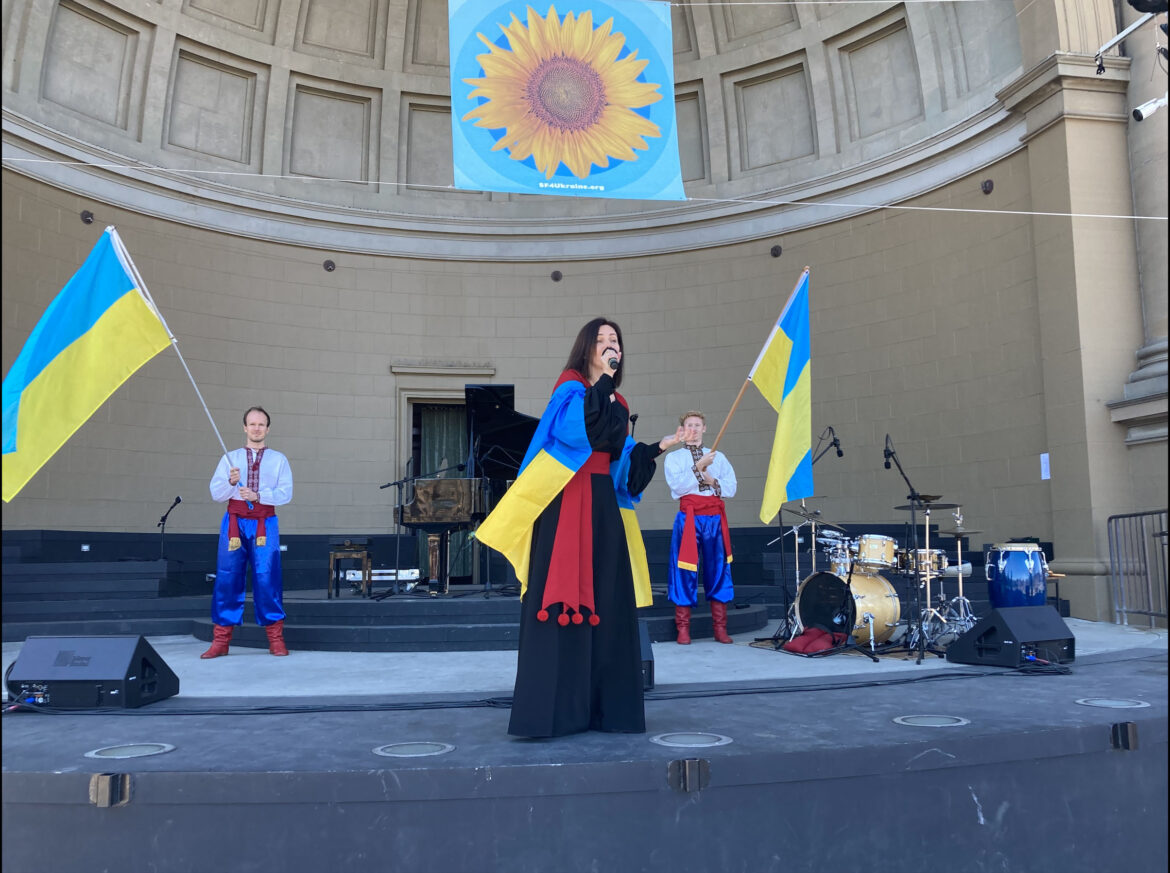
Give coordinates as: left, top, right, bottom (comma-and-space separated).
884, 443, 943, 663
376, 458, 414, 599
375, 460, 467, 599
157, 496, 181, 561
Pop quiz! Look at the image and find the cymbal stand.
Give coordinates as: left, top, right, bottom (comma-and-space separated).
771, 519, 807, 643
944, 508, 976, 631
918, 505, 948, 642
884, 437, 944, 662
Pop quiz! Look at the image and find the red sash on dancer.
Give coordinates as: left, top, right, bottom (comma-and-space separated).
676, 494, 732, 571
226, 498, 276, 550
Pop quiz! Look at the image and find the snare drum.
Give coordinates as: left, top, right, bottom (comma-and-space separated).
897, 548, 949, 575
986, 543, 1048, 608
855, 534, 897, 570
795, 570, 901, 645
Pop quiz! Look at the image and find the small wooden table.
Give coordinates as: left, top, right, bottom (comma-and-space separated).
328, 547, 371, 598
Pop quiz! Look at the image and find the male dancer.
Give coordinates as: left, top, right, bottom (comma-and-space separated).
201, 406, 294, 658
664, 411, 737, 644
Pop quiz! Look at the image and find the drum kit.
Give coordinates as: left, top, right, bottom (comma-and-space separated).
777, 497, 983, 659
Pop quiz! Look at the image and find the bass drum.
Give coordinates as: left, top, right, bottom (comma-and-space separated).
795, 570, 901, 646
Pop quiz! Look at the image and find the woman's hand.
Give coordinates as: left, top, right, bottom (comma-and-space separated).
659, 427, 685, 452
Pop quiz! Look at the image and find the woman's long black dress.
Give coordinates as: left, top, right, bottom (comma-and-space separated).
507, 373, 660, 737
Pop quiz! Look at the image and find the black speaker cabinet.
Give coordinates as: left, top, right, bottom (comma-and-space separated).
6, 635, 179, 708
638, 618, 654, 691
946, 606, 1075, 667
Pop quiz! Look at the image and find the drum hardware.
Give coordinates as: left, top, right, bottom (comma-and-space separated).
939, 509, 981, 636
882, 434, 947, 662
765, 498, 832, 648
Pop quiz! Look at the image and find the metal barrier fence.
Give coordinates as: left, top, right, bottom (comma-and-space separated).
1108, 509, 1168, 627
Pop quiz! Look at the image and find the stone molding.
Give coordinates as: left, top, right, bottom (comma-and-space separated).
2, 104, 1026, 260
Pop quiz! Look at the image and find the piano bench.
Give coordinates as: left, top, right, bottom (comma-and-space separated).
328, 549, 371, 599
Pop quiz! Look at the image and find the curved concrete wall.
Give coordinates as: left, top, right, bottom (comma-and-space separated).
2, 0, 1023, 254
2, 0, 1166, 620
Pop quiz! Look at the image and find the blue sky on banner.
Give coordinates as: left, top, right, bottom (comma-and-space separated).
449, 0, 685, 201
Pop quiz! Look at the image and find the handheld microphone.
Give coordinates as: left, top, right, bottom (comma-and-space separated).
883, 434, 893, 469
830, 428, 843, 458
174, 495, 182, 506
607, 357, 619, 371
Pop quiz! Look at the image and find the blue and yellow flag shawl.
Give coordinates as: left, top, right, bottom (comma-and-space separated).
474, 371, 653, 613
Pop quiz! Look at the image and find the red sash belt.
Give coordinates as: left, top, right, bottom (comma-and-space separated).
676, 494, 732, 571
540, 451, 612, 627
227, 498, 276, 551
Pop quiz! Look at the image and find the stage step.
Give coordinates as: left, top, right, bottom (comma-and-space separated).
1, 559, 167, 601
190, 603, 771, 651
3, 618, 197, 640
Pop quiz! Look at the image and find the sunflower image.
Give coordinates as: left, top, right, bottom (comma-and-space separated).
462, 5, 663, 180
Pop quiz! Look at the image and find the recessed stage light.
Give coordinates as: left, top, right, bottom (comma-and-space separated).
373, 741, 455, 758
649, 732, 732, 748
84, 743, 175, 759
1075, 697, 1150, 709
893, 715, 970, 727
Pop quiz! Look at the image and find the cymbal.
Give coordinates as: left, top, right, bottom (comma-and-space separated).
781, 505, 847, 532
894, 502, 959, 511
940, 528, 983, 536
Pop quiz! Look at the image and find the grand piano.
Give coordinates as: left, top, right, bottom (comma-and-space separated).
397, 384, 538, 592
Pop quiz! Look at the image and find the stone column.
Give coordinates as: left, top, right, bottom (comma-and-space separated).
1107, 2, 1168, 447
1001, 0, 1153, 620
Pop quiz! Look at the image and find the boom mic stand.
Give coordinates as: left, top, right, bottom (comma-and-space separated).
884, 438, 944, 663
375, 458, 419, 600
157, 496, 181, 561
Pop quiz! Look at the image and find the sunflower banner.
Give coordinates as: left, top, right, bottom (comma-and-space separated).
449, 0, 686, 200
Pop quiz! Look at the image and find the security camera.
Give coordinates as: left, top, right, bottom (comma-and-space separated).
1132, 92, 1168, 121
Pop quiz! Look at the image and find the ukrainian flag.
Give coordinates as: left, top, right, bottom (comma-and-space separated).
474, 378, 594, 593
473, 378, 654, 608
2, 228, 171, 502
749, 268, 813, 524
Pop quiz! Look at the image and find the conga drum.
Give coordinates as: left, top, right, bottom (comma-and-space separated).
985, 543, 1048, 608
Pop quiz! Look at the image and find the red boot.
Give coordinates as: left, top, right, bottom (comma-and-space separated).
710, 601, 733, 644
200, 624, 233, 659
674, 606, 692, 645
265, 619, 289, 656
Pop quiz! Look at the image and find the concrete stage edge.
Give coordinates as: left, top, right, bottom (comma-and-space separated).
2, 631, 1167, 873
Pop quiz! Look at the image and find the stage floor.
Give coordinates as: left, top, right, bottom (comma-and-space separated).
3, 619, 1167, 873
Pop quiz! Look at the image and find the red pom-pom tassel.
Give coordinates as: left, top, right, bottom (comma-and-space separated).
557, 613, 570, 627
572, 613, 584, 625
588, 614, 600, 626
537, 609, 549, 622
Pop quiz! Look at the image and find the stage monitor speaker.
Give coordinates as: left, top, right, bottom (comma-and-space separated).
946, 606, 1075, 668
638, 618, 654, 691
6, 635, 179, 709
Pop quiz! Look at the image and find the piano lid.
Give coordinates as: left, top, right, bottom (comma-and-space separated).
465, 384, 538, 480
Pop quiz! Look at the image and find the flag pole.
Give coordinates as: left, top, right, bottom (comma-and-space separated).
108, 227, 233, 463
708, 266, 810, 454
708, 379, 749, 454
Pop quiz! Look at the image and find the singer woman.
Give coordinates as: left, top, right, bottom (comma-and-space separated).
475, 317, 683, 737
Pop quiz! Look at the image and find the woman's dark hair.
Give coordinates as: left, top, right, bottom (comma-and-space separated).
564, 317, 624, 388
243, 406, 271, 427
